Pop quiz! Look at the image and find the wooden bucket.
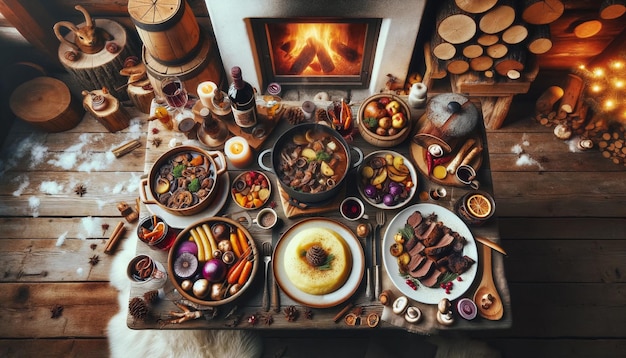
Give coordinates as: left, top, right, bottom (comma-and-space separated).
9, 77, 83, 132
144, 35, 226, 99
128, 0, 201, 66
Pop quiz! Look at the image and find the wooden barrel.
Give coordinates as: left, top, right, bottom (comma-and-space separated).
144, 35, 226, 99
9, 77, 83, 132
128, 0, 201, 66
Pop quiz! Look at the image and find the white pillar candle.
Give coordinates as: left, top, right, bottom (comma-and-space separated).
224, 136, 253, 168
197, 81, 217, 108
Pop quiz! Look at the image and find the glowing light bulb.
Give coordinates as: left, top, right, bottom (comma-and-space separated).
615, 79, 625, 89
591, 84, 602, 92
578, 64, 586, 70
593, 68, 605, 77
604, 99, 615, 110
611, 61, 624, 70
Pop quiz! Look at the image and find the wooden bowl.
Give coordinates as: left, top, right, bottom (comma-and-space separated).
167, 217, 258, 306
357, 94, 411, 148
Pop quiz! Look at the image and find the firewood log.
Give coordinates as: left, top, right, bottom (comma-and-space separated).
486, 43, 508, 59
454, 0, 497, 13
462, 44, 483, 59
535, 85, 564, 114
446, 56, 470, 75
310, 38, 335, 73
477, 33, 499, 46
330, 40, 359, 62
522, 0, 565, 25
502, 24, 529, 45
556, 74, 584, 120
494, 46, 526, 77
479, 1, 516, 34
599, 0, 626, 20
437, 0, 477, 44
289, 38, 317, 74
432, 32, 457, 61
470, 56, 494, 72
527, 25, 553, 54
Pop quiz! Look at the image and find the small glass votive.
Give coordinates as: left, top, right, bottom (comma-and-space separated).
224, 136, 253, 168
197, 81, 217, 108
137, 215, 177, 251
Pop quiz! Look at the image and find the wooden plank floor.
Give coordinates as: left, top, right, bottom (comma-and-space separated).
1, 101, 625, 357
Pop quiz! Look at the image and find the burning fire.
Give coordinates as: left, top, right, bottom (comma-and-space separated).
267, 22, 366, 76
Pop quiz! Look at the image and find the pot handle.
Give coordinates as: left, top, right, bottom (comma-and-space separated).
350, 146, 364, 168
139, 178, 159, 205
208, 150, 227, 175
257, 149, 273, 172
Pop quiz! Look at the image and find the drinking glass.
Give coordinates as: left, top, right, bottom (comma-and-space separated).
161, 76, 188, 112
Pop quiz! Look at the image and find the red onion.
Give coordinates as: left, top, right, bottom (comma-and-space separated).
202, 258, 226, 282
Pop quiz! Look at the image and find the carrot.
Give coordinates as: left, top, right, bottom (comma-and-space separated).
237, 228, 249, 253
227, 256, 248, 284
238, 260, 253, 286
229, 232, 242, 257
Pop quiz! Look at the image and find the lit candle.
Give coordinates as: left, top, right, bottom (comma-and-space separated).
197, 81, 217, 108
224, 136, 252, 168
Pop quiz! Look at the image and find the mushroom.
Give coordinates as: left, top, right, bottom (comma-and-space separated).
392, 296, 409, 315
404, 306, 422, 324
436, 298, 455, 326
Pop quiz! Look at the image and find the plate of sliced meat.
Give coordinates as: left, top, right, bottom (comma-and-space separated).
382, 203, 478, 304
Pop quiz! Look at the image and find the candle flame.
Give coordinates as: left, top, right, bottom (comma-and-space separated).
593, 68, 605, 77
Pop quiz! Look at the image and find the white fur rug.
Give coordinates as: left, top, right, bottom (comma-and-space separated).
107, 233, 262, 358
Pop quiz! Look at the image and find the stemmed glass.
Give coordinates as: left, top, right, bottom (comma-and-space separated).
160, 76, 194, 133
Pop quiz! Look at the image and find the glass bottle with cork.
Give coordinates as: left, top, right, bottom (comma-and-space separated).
228, 66, 258, 132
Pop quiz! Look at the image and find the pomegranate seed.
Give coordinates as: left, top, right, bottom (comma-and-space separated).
457, 276, 463, 281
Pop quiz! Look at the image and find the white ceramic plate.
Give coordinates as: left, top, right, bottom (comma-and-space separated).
357, 150, 418, 210
145, 173, 230, 229
382, 203, 478, 304
273, 218, 365, 308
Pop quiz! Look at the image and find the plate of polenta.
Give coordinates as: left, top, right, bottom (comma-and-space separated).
273, 218, 365, 308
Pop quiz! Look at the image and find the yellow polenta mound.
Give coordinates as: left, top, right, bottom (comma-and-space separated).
284, 227, 352, 295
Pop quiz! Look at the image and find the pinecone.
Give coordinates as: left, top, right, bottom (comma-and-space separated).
306, 245, 327, 267
283, 107, 305, 125
303, 308, 313, 320
316, 108, 329, 123
128, 297, 149, 321
143, 290, 159, 304
283, 305, 299, 322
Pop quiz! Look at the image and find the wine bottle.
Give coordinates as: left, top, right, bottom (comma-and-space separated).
228, 66, 257, 129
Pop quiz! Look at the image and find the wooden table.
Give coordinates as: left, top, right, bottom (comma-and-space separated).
128, 99, 511, 333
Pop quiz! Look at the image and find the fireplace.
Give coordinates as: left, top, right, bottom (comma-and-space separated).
248, 18, 381, 88
206, 1, 427, 95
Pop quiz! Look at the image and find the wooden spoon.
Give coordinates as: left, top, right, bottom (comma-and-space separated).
473, 242, 504, 320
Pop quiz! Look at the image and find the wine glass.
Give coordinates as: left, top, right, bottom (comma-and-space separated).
161, 76, 188, 111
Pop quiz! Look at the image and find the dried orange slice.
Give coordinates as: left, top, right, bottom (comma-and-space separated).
466, 194, 492, 218
432, 165, 448, 179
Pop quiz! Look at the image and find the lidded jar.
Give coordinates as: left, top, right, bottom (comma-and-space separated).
412, 93, 479, 153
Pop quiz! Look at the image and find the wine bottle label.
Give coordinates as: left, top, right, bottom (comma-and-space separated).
232, 97, 257, 128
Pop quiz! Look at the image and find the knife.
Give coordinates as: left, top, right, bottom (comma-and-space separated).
365, 223, 374, 300
373, 225, 382, 299
270, 223, 282, 313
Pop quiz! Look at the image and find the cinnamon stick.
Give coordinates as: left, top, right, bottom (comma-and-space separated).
333, 302, 354, 323
104, 221, 126, 254
112, 139, 142, 158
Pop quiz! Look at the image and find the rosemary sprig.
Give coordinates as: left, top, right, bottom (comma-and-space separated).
316, 254, 335, 271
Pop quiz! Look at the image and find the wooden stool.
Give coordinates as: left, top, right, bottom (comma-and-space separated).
9, 76, 83, 132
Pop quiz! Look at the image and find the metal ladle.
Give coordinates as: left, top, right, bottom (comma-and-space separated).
473, 238, 506, 320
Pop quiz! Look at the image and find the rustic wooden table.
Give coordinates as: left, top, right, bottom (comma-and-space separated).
128, 99, 511, 333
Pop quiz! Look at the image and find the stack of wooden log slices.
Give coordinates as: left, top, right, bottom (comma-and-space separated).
432, 0, 564, 79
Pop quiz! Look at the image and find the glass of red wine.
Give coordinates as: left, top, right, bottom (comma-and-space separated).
161, 76, 188, 112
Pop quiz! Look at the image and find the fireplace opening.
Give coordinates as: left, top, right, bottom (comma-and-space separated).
248, 18, 381, 89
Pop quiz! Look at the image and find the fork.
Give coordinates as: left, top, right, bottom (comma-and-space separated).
261, 241, 272, 312
374, 211, 386, 298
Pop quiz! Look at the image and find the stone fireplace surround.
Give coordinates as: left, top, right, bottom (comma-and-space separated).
206, 0, 427, 101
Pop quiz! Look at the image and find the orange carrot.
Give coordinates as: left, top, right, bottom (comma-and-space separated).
230, 232, 242, 257
227, 257, 247, 284
238, 260, 253, 286
237, 228, 249, 253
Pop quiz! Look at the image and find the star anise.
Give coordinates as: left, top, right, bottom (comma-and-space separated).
101, 223, 109, 236
50, 304, 64, 319
73, 184, 87, 197
89, 255, 100, 266
303, 307, 313, 320
283, 305, 299, 322
90, 243, 97, 250
151, 137, 162, 147
263, 313, 274, 326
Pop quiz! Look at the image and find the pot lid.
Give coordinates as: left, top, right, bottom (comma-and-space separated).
426, 93, 479, 138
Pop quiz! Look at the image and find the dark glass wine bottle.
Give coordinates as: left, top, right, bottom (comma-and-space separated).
228, 66, 257, 129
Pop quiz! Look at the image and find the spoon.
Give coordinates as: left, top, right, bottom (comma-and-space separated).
473, 242, 504, 320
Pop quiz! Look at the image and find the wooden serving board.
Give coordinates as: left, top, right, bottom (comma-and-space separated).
276, 179, 345, 219
224, 104, 284, 150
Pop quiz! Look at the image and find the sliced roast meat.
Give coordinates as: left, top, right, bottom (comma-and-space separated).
404, 236, 419, 251
420, 269, 442, 288
415, 221, 436, 241
422, 221, 445, 247
451, 232, 467, 252
407, 211, 423, 229
423, 233, 455, 257
408, 241, 425, 257
449, 254, 476, 274
409, 259, 435, 279
407, 253, 427, 272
